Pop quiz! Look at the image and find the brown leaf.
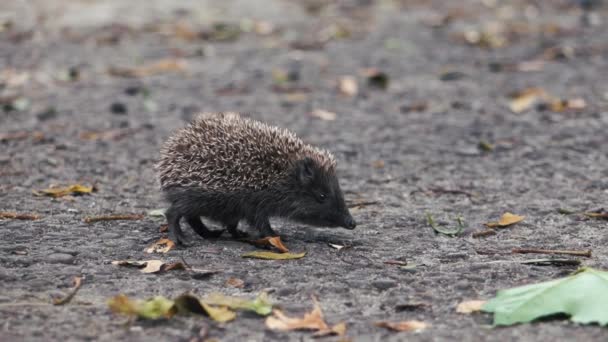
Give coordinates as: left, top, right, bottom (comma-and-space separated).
242, 251, 306, 260
108, 58, 187, 78
485, 212, 525, 228
145, 238, 175, 254
33, 184, 94, 198
265, 297, 345, 336
225, 277, 245, 288
375, 320, 428, 332
250, 236, 289, 253
456, 300, 486, 314
52, 276, 83, 305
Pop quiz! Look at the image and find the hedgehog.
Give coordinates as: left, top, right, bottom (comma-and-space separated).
156, 112, 356, 245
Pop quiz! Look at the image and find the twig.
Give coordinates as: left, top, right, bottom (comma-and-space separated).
472, 229, 496, 238
0, 212, 40, 220
53, 276, 83, 305
84, 214, 144, 223
512, 248, 592, 258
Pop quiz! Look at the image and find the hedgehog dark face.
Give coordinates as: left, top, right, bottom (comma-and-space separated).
287, 157, 356, 229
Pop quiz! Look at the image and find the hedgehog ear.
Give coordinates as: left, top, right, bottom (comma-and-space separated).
296, 157, 316, 187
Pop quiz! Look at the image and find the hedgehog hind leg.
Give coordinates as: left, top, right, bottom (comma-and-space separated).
186, 216, 224, 239
165, 205, 188, 245
248, 216, 277, 238
225, 220, 248, 239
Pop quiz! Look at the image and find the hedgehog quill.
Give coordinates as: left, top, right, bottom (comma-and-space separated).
156, 112, 356, 245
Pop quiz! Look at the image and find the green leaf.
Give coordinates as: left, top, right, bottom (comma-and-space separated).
426, 213, 464, 237
203, 292, 273, 316
108, 295, 176, 320
483, 267, 608, 326
242, 251, 306, 260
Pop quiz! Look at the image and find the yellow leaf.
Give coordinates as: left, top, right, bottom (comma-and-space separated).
34, 184, 94, 198
456, 300, 487, 314
374, 320, 429, 332
201, 303, 236, 323
485, 212, 525, 228
242, 251, 306, 260
203, 292, 272, 315
509, 88, 546, 113
145, 238, 175, 254
108, 295, 176, 320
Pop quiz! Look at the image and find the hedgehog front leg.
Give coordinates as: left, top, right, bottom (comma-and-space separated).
165, 205, 188, 245
225, 220, 248, 239
252, 217, 277, 238
186, 216, 224, 239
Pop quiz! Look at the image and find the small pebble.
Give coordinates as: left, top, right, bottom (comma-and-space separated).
109, 102, 128, 115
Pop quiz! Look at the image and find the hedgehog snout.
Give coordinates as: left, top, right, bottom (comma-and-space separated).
342, 214, 357, 230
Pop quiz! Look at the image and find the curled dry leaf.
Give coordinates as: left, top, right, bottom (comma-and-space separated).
265, 297, 345, 336
33, 184, 94, 198
338, 76, 358, 96
242, 251, 306, 260
111, 260, 185, 274
485, 212, 525, 228
108, 58, 187, 78
250, 236, 289, 253
53, 276, 83, 305
310, 109, 337, 121
225, 277, 245, 288
456, 300, 487, 314
328, 243, 345, 251
173, 293, 237, 323
145, 238, 175, 254
509, 87, 547, 113
375, 320, 428, 332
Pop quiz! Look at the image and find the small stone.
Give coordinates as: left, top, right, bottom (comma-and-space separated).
372, 279, 398, 291
110, 102, 128, 115
45, 253, 75, 264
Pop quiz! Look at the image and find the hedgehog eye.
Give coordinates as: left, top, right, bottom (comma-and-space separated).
316, 193, 327, 203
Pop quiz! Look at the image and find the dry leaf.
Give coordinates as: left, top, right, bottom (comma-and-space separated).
80, 128, 139, 141
202, 303, 237, 323
108, 58, 187, 78
509, 88, 547, 113
310, 109, 337, 121
338, 76, 358, 96
265, 297, 345, 336
108, 294, 176, 320
485, 212, 525, 228
53, 276, 83, 305
456, 300, 486, 314
33, 184, 94, 198
548, 98, 587, 112
375, 320, 428, 332
250, 236, 289, 253
145, 238, 175, 254
242, 251, 306, 260
203, 292, 272, 316
173, 293, 237, 322
111, 260, 184, 274
328, 243, 345, 250
226, 277, 245, 288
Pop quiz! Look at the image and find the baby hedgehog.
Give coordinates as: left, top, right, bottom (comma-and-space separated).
156, 112, 356, 244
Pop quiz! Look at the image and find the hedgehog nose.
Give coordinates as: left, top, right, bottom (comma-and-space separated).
343, 215, 356, 230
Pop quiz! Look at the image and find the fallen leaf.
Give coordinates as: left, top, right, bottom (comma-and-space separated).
203, 292, 272, 316
53, 276, 83, 305
509, 87, 547, 113
250, 236, 289, 253
485, 212, 525, 228
483, 267, 608, 326
426, 213, 464, 236
310, 109, 337, 121
338, 76, 358, 96
108, 58, 187, 78
80, 128, 140, 141
456, 300, 486, 314
111, 260, 185, 274
33, 184, 94, 198
145, 238, 175, 254
242, 251, 306, 260
375, 320, 428, 332
108, 294, 176, 320
225, 277, 245, 288
173, 293, 236, 322
148, 209, 166, 218
265, 297, 345, 336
